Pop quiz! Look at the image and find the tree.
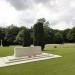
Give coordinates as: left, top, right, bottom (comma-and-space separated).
43, 21, 54, 44
67, 27, 75, 42
44, 27, 53, 44
4, 25, 19, 45
37, 18, 46, 23
16, 28, 31, 46
16, 30, 25, 45
53, 31, 64, 44
33, 21, 45, 51
63, 29, 70, 43
22, 28, 31, 47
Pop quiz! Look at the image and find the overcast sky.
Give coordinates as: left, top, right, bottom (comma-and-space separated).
0, 0, 75, 30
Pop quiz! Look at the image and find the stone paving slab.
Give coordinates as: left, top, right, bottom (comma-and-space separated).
0, 53, 62, 67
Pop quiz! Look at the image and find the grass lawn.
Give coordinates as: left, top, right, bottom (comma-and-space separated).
0, 45, 75, 75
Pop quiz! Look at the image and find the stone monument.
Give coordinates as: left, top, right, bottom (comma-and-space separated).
14, 46, 42, 57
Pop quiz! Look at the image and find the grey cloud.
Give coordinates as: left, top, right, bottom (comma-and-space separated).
6, 0, 75, 29
7, 0, 31, 10
48, 0, 75, 27
21, 17, 35, 24
60, 6, 75, 26
34, 0, 49, 3
7, 0, 57, 11
18, 12, 36, 27
7, 0, 50, 10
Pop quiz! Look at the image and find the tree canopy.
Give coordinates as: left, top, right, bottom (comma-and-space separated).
0, 18, 75, 48
33, 22, 45, 50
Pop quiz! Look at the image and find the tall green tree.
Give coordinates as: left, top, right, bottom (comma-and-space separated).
16, 28, 31, 46
4, 25, 19, 45
63, 29, 70, 43
43, 21, 54, 44
67, 27, 75, 42
44, 27, 53, 44
16, 29, 25, 45
53, 31, 64, 44
33, 20, 45, 50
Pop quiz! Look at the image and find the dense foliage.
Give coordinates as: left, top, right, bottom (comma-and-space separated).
0, 18, 75, 48
33, 21, 45, 50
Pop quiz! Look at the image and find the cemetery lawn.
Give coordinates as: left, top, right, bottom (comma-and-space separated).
0, 46, 75, 75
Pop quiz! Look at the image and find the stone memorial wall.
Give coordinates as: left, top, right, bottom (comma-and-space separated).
14, 46, 42, 57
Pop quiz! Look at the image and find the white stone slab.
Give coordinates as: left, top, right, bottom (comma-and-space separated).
0, 53, 62, 67
14, 46, 42, 57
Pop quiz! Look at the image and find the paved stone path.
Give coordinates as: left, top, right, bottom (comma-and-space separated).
0, 53, 62, 67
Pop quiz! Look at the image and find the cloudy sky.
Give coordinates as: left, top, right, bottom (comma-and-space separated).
0, 0, 75, 30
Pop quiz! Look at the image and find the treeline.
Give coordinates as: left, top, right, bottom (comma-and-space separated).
0, 18, 75, 47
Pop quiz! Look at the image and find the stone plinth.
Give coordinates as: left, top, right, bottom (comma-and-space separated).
14, 46, 42, 57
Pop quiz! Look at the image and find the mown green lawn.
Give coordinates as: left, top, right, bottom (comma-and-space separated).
0, 46, 14, 57
0, 46, 75, 75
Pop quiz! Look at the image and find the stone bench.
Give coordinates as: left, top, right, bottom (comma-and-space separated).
14, 46, 42, 57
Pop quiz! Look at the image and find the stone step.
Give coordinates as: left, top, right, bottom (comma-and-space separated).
6, 54, 53, 64
6, 59, 28, 64
6, 57, 40, 64
8, 57, 28, 61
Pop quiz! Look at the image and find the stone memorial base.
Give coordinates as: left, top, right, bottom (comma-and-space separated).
0, 46, 62, 67
14, 46, 42, 57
